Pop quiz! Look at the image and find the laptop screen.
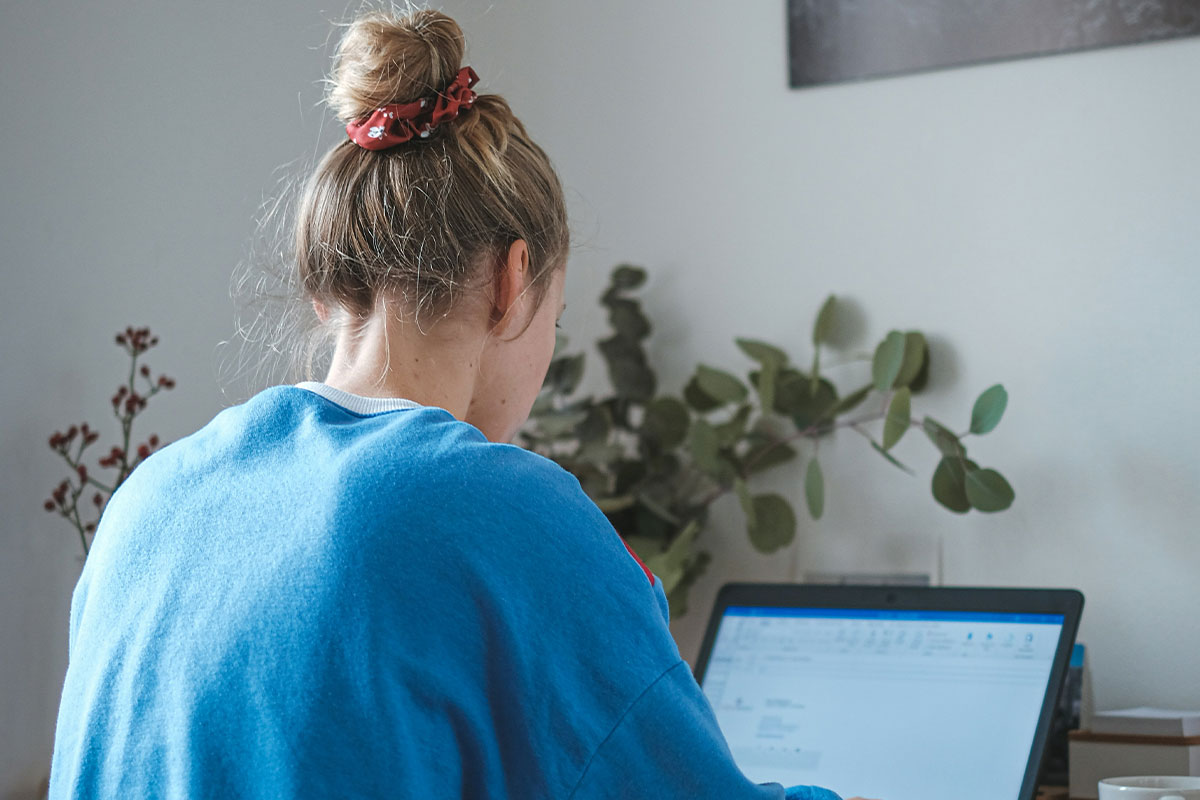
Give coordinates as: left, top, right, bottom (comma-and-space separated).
700, 606, 1066, 800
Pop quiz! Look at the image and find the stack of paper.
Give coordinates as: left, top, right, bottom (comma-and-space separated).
1069, 708, 1200, 799
1092, 707, 1200, 737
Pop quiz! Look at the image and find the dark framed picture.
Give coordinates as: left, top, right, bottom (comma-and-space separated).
788, 0, 1200, 88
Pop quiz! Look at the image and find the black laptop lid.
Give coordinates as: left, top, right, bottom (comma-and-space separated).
693, 584, 1084, 800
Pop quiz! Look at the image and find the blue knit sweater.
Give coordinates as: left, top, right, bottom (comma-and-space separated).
51, 385, 841, 800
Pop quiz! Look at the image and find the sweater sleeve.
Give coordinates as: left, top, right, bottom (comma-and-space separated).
567, 661, 842, 800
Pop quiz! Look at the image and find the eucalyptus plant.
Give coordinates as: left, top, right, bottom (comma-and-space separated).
520, 265, 1013, 616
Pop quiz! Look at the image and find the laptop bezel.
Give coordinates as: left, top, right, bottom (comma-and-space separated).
692, 583, 1085, 800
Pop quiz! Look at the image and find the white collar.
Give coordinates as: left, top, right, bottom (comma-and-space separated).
294, 382, 423, 415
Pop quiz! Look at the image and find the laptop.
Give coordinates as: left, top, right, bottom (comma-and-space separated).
693, 583, 1084, 800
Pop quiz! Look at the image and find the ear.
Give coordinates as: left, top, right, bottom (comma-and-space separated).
490, 239, 531, 335
312, 299, 330, 324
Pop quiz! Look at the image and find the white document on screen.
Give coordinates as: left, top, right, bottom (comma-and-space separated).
701, 608, 1063, 800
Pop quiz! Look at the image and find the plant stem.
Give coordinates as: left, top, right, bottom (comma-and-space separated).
85, 477, 115, 494
741, 408, 888, 476
820, 353, 874, 369
115, 351, 138, 485
700, 406, 920, 513
67, 485, 90, 557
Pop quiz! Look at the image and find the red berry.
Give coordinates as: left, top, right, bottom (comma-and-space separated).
137, 444, 150, 459
93, 493, 103, 506
149, 434, 160, 447
44, 500, 55, 512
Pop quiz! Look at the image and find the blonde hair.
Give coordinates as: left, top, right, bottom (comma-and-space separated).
296, 7, 569, 322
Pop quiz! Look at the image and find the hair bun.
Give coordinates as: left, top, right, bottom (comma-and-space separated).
329, 9, 465, 123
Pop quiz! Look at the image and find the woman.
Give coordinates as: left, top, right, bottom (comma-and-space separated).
51, 8, 859, 799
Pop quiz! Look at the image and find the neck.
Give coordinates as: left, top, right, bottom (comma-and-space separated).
321, 303, 488, 421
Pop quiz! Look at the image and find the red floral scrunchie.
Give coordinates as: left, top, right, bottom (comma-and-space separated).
346, 66, 480, 151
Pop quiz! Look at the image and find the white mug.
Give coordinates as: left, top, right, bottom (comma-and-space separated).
1098, 776, 1200, 800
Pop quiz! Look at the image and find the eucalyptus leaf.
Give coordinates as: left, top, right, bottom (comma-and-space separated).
893, 332, 927, 389
610, 264, 647, 290
922, 417, 966, 458
688, 418, 721, 476
683, 376, 722, 412
768, 369, 837, 427
599, 336, 655, 401
631, 503, 676, 541
882, 388, 912, 451
595, 495, 637, 514
713, 454, 740, 485
909, 341, 932, 393
642, 397, 690, 449
645, 553, 684, 596
790, 382, 838, 430
613, 460, 647, 496
733, 478, 756, 529
870, 439, 915, 475
644, 519, 699, 594
621, 535, 663, 560
964, 467, 1015, 512
714, 405, 752, 447
805, 458, 825, 520
813, 295, 837, 346
576, 404, 612, 444
607, 299, 652, 341
596, 332, 635, 366
735, 338, 787, 367
831, 383, 872, 416
872, 331, 906, 392
544, 353, 586, 395
931, 457, 972, 514
970, 384, 1008, 435
576, 440, 626, 468
748, 494, 797, 553
743, 437, 798, 474
534, 409, 588, 438
758, 360, 778, 414
695, 365, 749, 405
600, 396, 631, 430
529, 392, 555, 417
666, 550, 710, 619
573, 464, 610, 501
609, 359, 656, 402
636, 492, 681, 526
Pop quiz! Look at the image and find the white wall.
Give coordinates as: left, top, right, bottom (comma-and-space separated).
0, 2, 338, 793
2, 0, 1197, 795
460, 0, 1200, 709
